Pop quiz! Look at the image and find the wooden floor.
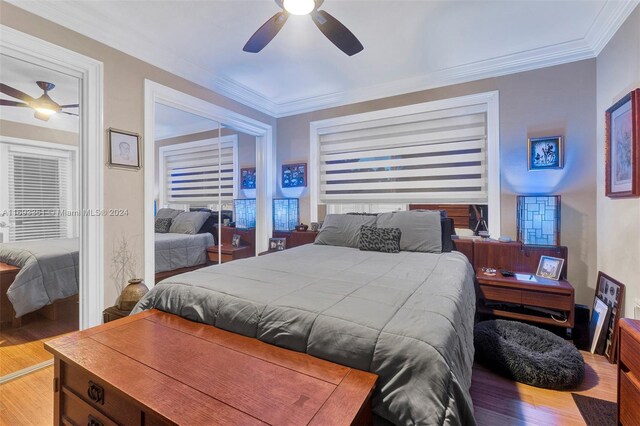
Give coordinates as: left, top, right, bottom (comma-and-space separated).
0, 298, 78, 377
0, 350, 616, 425
471, 351, 617, 425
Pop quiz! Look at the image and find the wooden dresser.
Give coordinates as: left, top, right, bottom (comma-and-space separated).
618, 318, 640, 425
272, 230, 319, 249
45, 310, 377, 426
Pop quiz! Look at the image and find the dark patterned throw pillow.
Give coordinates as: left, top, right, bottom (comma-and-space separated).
155, 217, 172, 233
358, 225, 402, 253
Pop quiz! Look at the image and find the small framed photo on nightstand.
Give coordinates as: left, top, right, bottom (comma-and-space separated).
535, 255, 564, 280
269, 237, 287, 251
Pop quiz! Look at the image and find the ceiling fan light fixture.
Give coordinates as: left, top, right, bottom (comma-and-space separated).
283, 0, 315, 15
34, 106, 57, 116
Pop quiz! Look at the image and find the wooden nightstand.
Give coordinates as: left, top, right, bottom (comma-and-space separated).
207, 245, 252, 264
476, 269, 575, 327
103, 305, 131, 323
272, 230, 319, 249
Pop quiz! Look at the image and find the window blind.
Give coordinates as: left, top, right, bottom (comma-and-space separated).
7, 148, 72, 241
318, 104, 488, 204
162, 140, 236, 208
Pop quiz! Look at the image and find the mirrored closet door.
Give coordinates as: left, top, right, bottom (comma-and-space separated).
0, 54, 82, 378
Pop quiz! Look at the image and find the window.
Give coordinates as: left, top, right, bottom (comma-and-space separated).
0, 141, 77, 242
310, 92, 500, 234
159, 136, 238, 209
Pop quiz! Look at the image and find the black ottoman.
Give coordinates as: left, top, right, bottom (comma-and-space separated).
474, 319, 585, 390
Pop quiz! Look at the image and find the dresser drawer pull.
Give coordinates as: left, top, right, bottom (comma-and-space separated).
88, 415, 103, 426
87, 381, 104, 405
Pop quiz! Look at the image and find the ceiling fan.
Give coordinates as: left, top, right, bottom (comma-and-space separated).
244, 0, 364, 56
0, 81, 79, 121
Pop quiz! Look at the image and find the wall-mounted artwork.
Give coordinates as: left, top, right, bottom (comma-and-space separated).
528, 136, 563, 170
108, 128, 141, 169
240, 167, 256, 189
606, 89, 639, 198
282, 163, 307, 188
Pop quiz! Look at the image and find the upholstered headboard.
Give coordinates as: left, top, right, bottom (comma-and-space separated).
408, 204, 471, 229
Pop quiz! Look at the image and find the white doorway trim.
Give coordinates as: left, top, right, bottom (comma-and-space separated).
1, 25, 105, 328
143, 80, 275, 288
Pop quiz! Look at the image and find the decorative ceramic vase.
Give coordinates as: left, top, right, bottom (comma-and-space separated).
116, 278, 149, 311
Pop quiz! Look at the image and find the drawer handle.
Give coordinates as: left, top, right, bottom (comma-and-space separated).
87, 381, 104, 405
88, 415, 103, 426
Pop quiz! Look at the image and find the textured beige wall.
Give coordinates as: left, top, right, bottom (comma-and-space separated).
0, 2, 275, 308
277, 60, 598, 307
596, 5, 640, 319
0, 119, 78, 146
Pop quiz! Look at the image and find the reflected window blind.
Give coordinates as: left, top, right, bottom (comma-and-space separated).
318, 104, 488, 204
163, 141, 236, 208
8, 149, 71, 241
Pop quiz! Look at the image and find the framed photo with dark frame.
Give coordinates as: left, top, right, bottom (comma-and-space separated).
107, 128, 141, 169
528, 136, 564, 170
240, 167, 256, 189
594, 271, 625, 363
535, 255, 564, 281
269, 237, 286, 251
606, 89, 640, 198
282, 163, 307, 188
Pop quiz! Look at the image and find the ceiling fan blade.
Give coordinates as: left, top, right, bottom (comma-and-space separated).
0, 99, 30, 107
60, 104, 80, 108
0, 83, 36, 104
61, 111, 79, 116
243, 11, 289, 53
311, 10, 363, 56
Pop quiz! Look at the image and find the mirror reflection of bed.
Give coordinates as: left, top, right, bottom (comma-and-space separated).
0, 54, 81, 378
153, 105, 258, 281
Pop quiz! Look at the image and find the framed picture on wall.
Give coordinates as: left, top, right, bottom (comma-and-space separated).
605, 89, 640, 198
282, 163, 307, 188
593, 272, 625, 363
528, 136, 563, 170
107, 128, 141, 169
241, 167, 256, 189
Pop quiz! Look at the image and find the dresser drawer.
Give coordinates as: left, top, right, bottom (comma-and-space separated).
478, 285, 521, 304
620, 327, 640, 376
619, 370, 640, 425
521, 291, 572, 311
62, 361, 141, 425
61, 387, 118, 426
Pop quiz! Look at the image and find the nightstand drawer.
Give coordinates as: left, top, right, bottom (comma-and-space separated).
521, 291, 572, 311
478, 285, 521, 304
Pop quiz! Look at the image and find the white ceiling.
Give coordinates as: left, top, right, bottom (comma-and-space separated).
154, 103, 220, 140
8, 0, 639, 117
0, 53, 80, 133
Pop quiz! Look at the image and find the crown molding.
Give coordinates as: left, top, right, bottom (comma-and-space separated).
8, 0, 638, 118
585, 0, 639, 56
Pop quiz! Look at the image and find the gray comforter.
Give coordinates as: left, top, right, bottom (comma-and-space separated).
134, 244, 476, 425
155, 232, 214, 273
0, 238, 79, 317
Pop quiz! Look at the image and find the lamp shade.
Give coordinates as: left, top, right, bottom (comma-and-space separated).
273, 198, 299, 232
517, 195, 560, 246
234, 198, 256, 229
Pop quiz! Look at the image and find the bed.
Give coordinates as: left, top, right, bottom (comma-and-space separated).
0, 238, 79, 322
155, 232, 214, 275
134, 231, 476, 425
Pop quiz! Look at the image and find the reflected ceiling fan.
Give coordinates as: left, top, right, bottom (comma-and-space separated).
0, 81, 79, 121
244, 0, 363, 56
